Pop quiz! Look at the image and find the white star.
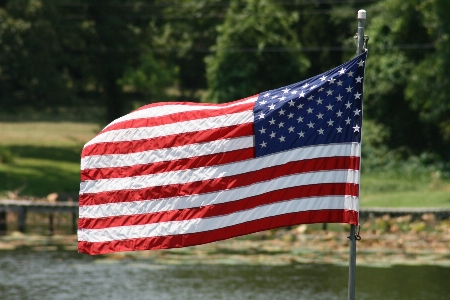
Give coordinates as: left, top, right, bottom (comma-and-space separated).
269, 118, 276, 125
263, 93, 270, 97
329, 77, 335, 84
278, 122, 285, 128
258, 112, 265, 119
307, 107, 314, 114
357, 59, 364, 67
337, 80, 343, 86
327, 119, 334, 126
326, 89, 333, 96
318, 87, 324, 92
316, 112, 324, 119
287, 113, 294, 119
270, 131, 276, 138
291, 90, 297, 94
298, 91, 305, 98
310, 85, 317, 90
320, 75, 327, 81
260, 141, 267, 147
307, 121, 315, 128
268, 103, 276, 110
336, 126, 343, 133
353, 125, 360, 132
345, 101, 352, 109
259, 127, 266, 134
339, 68, 346, 75
288, 100, 295, 106
317, 128, 324, 135
354, 92, 361, 99
345, 117, 351, 124
278, 96, 286, 101
297, 116, 304, 123
353, 109, 361, 116
288, 126, 295, 133
302, 83, 309, 89
298, 131, 305, 138
259, 100, 267, 105
355, 76, 363, 83
336, 110, 343, 117
297, 103, 304, 109
282, 88, 290, 93
326, 104, 334, 110
316, 98, 323, 105
347, 70, 354, 77
279, 135, 286, 142
346, 86, 353, 93
307, 95, 314, 101
279, 109, 285, 115
272, 95, 278, 99
336, 94, 343, 101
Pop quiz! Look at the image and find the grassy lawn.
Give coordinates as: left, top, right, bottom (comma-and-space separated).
360, 172, 450, 208
1, 121, 450, 207
0, 122, 99, 198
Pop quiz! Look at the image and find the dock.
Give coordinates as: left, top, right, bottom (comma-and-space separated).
1, 199, 449, 235
0, 199, 78, 234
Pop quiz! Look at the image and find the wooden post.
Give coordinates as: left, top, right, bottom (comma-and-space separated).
18, 206, 27, 233
0, 211, 7, 234
72, 212, 77, 234
49, 213, 54, 235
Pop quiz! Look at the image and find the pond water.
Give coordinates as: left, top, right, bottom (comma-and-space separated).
1, 249, 449, 300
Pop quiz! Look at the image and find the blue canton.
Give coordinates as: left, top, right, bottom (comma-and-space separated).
254, 51, 367, 157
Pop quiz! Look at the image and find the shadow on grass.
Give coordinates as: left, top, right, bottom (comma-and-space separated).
9, 145, 82, 163
1, 145, 82, 197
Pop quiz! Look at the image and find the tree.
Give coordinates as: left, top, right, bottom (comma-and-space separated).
0, 0, 77, 110
204, 0, 310, 103
404, 0, 450, 152
364, 0, 450, 158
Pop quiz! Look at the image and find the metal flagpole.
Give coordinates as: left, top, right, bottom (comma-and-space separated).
348, 9, 366, 300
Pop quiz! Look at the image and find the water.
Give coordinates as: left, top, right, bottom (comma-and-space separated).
1, 249, 449, 300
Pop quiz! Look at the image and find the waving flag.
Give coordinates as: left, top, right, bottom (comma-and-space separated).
78, 51, 367, 255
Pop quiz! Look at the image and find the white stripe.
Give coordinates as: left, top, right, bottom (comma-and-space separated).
84, 111, 253, 147
80, 143, 361, 194
106, 97, 257, 129
79, 169, 359, 219
81, 136, 253, 170
78, 196, 358, 242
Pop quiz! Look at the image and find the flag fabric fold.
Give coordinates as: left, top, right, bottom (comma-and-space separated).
78, 51, 367, 255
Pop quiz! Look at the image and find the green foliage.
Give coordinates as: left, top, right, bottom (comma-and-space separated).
404, 0, 450, 142
0, 0, 76, 109
203, 0, 310, 103
119, 52, 178, 102
365, 0, 450, 158
156, 0, 229, 101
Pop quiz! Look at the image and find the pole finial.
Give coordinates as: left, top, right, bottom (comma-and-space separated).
358, 9, 366, 20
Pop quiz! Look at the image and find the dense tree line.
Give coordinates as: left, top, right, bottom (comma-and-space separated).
1, 0, 449, 160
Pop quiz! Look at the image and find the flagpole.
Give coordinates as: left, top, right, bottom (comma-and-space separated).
348, 9, 366, 300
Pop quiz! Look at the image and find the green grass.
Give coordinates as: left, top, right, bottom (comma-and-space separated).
0, 122, 99, 198
1, 120, 450, 207
360, 172, 450, 208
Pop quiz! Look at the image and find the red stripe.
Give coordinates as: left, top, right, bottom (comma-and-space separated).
79, 156, 360, 206
102, 101, 255, 132
81, 123, 253, 157
133, 96, 257, 112
78, 209, 359, 255
79, 183, 359, 230
81, 148, 254, 181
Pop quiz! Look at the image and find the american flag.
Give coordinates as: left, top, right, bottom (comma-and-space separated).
78, 51, 367, 255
